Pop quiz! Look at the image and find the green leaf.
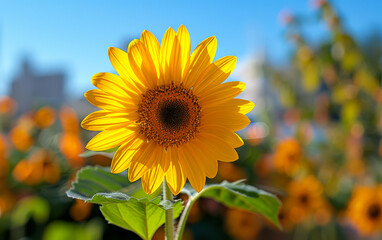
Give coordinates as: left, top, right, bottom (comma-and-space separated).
66, 166, 183, 240
66, 166, 154, 200
97, 194, 183, 240
182, 180, 281, 228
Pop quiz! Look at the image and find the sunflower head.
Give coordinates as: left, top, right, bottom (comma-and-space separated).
273, 138, 302, 175
286, 175, 324, 223
82, 25, 254, 195
347, 185, 382, 236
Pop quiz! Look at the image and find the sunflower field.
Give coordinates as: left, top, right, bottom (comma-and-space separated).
0, 1, 382, 240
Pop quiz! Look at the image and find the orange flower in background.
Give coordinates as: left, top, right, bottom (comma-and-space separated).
10, 126, 34, 152
59, 106, 85, 168
15, 112, 35, 130
59, 133, 85, 168
13, 149, 61, 185
286, 175, 325, 223
69, 199, 92, 221
0, 96, 16, 114
60, 106, 81, 134
34, 106, 56, 129
347, 185, 382, 236
0, 189, 16, 216
0, 135, 9, 177
225, 208, 263, 240
277, 202, 294, 230
218, 162, 247, 182
273, 138, 302, 175
253, 154, 271, 178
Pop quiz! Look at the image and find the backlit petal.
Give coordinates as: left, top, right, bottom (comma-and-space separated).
91, 72, 141, 99
142, 163, 164, 195
199, 81, 246, 108
85, 89, 137, 111
111, 134, 145, 173
160, 27, 176, 85
165, 147, 186, 195
203, 110, 250, 131
200, 125, 244, 148
193, 56, 237, 95
81, 110, 137, 131
178, 145, 205, 192
183, 36, 217, 88
128, 141, 159, 182
176, 25, 191, 78
86, 126, 138, 151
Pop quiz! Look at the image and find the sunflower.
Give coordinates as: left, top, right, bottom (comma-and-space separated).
225, 208, 263, 240
273, 138, 302, 175
347, 185, 382, 236
82, 25, 253, 195
286, 175, 324, 223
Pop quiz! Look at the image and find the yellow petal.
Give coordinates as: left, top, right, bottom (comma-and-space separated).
142, 163, 164, 195
178, 145, 205, 192
86, 126, 138, 151
203, 99, 255, 115
187, 140, 218, 178
108, 47, 146, 92
128, 141, 159, 182
160, 27, 176, 85
183, 36, 217, 88
127, 39, 158, 88
203, 110, 250, 131
176, 25, 191, 78
111, 134, 145, 173
193, 56, 237, 95
195, 134, 239, 162
81, 110, 137, 131
85, 89, 137, 111
199, 81, 245, 108
91, 72, 140, 99
141, 30, 161, 81
170, 35, 182, 84
199, 125, 244, 148
165, 147, 186, 195
160, 147, 170, 172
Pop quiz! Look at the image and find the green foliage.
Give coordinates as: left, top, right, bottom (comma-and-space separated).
66, 166, 183, 240
42, 219, 103, 240
67, 166, 281, 239
98, 196, 183, 240
11, 196, 50, 227
182, 180, 281, 229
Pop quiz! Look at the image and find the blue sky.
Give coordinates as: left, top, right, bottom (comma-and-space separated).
0, 0, 381, 97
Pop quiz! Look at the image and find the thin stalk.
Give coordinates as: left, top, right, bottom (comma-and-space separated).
174, 196, 194, 240
163, 180, 174, 240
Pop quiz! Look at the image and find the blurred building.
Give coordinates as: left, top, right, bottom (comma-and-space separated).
10, 59, 65, 113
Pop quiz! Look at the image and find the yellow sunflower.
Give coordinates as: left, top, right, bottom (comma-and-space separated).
82, 25, 253, 195
273, 137, 302, 175
347, 185, 382, 236
286, 175, 325, 223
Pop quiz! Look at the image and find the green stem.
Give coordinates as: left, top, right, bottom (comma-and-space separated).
174, 196, 194, 240
163, 180, 174, 240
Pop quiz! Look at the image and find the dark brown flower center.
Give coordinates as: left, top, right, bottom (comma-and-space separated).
137, 83, 201, 148
299, 193, 309, 205
367, 203, 381, 220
